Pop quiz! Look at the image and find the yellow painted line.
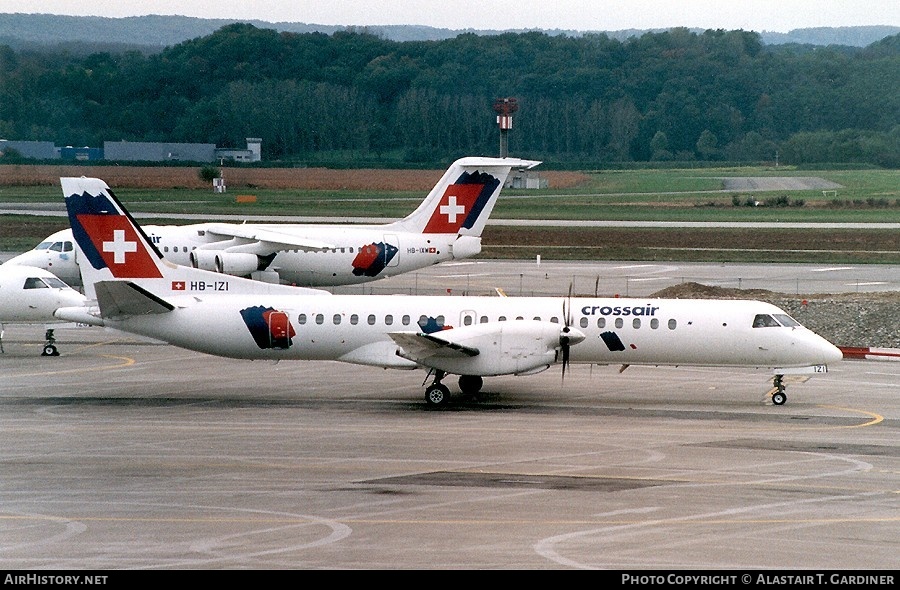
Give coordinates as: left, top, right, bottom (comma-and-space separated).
6, 352, 135, 378
817, 405, 883, 428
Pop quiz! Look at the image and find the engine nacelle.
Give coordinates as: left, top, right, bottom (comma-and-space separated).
190, 250, 219, 271
396, 321, 585, 377
190, 250, 261, 275
450, 235, 481, 259
215, 252, 261, 275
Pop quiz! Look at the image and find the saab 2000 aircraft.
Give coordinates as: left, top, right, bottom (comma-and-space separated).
0, 262, 87, 355
7, 157, 537, 289
54, 176, 843, 407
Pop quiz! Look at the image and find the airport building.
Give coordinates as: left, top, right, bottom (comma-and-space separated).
0, 138, 262, 163
0, 139, 59, 160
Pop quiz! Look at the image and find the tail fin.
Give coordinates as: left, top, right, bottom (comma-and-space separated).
390, 157, 540, 236
61, 177, 327, 300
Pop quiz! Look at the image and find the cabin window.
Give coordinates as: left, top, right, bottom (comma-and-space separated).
773, 313, 800, 327
498, 316, 506, 321
533, 316, 541, 321
550, 316, 559, 323
350, 247, 354, 253
163, 246, 169, 252
298, 314, 307, 325
633, 318, 641, 329
436, 315, 445, 325
668, 319, 677, 330
615, 318, 624, 329
402, 315, 410, 325
350, 314, 359, 325
752, 314, 781, 328
367, 314, 376, 325
650, 318, 659, 329
579, 317, 588, 328
597, 318, 606, 329
333, 314, 341, 325
315, 314, 324, 325
516, 316, 524, 320
480, 316, 489, 323
385, 315, 394, 326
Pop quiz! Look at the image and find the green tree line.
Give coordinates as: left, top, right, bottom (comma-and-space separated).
1, 24, 898, 166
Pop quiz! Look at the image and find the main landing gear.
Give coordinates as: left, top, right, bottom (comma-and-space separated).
771, 374, 787, 406
41, 329, 60, 356
423, 371, 484, 407
424, 370, 451, 407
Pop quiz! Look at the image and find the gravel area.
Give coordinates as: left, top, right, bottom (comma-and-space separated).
653, 282, 900, 348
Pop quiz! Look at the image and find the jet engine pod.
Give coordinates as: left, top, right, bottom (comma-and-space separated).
190, 249, 219, 271
215, 252, 260, 275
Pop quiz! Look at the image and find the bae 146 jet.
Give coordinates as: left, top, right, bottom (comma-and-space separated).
53, 176, 843, 406
8, 157, 537, 288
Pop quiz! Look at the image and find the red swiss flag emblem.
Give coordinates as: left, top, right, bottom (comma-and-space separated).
77, 214, 162, 278
422, 184, 483, 233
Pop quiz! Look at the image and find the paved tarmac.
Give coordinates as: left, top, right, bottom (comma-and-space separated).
0, 261, 898, 570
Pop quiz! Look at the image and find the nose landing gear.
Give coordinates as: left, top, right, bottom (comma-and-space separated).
770, 374, 786, 406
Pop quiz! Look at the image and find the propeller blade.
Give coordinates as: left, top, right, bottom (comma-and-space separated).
560, 325, 571, 382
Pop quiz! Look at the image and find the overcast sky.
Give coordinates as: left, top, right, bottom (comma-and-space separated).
6, 1, 900, 33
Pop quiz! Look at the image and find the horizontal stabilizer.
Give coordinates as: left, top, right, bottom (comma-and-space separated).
95, 280, 174, 319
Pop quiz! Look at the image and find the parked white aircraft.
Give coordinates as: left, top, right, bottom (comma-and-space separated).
54, 176, 843, 406
7, 157, 537, 288
0, 262, 87, 355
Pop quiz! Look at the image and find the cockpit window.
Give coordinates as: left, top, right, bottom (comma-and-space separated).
773, 313, 800, 327
63, 241, 74, 252
752, 314, 781, 328
22, 276, 67, 289
43, 277, 69, 289
49, 242, 63, 252
35, 241, 52, 250
23, 277, 49, 289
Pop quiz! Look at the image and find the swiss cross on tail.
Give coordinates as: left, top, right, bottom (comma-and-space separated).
66, 189, 163, 279
422, 170, 501, 234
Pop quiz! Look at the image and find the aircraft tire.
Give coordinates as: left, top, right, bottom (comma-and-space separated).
458, 375, 483, 396
42, 344, 59, 356
772, 391, 786, 406
425, 384, 451, 407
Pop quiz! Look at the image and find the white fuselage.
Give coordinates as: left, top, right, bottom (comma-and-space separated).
150, 223, 470, 286
7, 225, 473, 288
96, 294, 842, 374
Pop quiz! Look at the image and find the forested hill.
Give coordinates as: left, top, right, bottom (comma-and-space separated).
1, 13, 898, 52
1, 23, 898, 167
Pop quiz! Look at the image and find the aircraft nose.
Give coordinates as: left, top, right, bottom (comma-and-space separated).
822, 340, 844, 364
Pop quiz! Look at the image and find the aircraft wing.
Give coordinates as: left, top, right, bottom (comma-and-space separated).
202, 223, 336, 253
94, 281, 175, 319
388, 331, 480, 360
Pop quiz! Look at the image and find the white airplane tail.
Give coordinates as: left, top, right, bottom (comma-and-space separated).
389, 157, 540, 236
60, 177, 328, 302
